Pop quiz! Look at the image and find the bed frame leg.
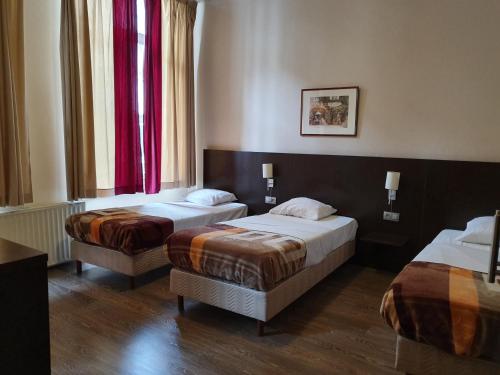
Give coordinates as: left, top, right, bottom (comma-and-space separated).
76, 260, 82, 275
178, 295, 184, 313
257, 320, 264, 336
129, 276, 135, 290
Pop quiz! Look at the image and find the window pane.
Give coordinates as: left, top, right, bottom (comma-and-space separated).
137, 0, 146, 184
137, 0, 145, 35
137, 43, 145, 117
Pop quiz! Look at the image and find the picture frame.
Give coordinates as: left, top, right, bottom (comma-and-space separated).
300, 86, 359, 137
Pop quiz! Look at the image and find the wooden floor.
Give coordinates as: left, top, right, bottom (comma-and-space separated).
48, 262, 401, 375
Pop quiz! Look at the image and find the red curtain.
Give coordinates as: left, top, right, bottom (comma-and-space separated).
143, 0, 162, 194
113, 0, 143, 194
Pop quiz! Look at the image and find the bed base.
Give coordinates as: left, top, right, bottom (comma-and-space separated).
395, 335, 500, 374
71, 240, 170, 288
171, 240, 355, 335
176, 294, 266, 336
76, 259, 136, 288
177, 295, 184, 312
76, 260, 82, 275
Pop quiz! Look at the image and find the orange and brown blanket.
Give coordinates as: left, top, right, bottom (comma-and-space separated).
65, 208, 174, 256
381, 261, 500, 361
166, 224, 306, 291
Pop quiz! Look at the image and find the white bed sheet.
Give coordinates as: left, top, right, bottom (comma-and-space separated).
413, 229, 497, 273
431, 229, 492, 251
220, 213, 358, 267
130, 201, 248, 231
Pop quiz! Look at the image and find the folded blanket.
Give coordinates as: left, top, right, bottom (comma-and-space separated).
167, 224, 306, 291
381, 261, 500, 361
66, 208, 174, 255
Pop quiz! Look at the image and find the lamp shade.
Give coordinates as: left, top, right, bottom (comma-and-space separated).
262, 163, 273, 178
385, 171, 400, 190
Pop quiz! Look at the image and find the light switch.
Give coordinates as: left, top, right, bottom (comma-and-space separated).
383, 211, 400, 222
265, 196, 277, 205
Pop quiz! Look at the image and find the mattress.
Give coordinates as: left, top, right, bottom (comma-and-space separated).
381, 229, 500, 362
414, 229, 498, 273
135, 201, 248, 231
167, 214, 358, 291
220, 213, 358, 267
66, 201, 247, 255
431, 229, 492, 251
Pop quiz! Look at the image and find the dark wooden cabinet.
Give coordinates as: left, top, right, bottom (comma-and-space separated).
0, 238, 50, 375
356, 232, 410, 272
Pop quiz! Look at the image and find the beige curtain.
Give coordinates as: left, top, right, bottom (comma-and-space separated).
87, 0, 115, 193
60, 0, 97, 200
161, 0, 197, 188
0, 0, 33, 206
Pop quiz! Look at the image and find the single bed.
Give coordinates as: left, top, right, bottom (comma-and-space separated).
167, 213, 358, 335
381, 223, 500, 374
67, 201, 247, 288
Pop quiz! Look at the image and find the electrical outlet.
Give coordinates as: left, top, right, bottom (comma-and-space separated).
265, 196, 277, 205
383, 211, 400, 222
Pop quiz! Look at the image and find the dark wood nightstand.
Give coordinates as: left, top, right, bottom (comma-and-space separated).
360, 232, 409, 247
357, 232, 410, 272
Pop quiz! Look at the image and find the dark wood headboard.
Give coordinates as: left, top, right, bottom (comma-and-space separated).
204, 149, 500, 263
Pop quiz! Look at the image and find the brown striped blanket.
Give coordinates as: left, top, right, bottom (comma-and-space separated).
166, 224, 306, 291
381, 261, 500, 361
65, 208, 174, 256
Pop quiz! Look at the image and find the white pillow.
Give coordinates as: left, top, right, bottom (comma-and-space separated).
269, 197, 337, 221
456, 216, 495, 245
185, 189, 237, 206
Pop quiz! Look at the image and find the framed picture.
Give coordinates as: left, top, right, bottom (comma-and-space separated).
300, 86, 359, 136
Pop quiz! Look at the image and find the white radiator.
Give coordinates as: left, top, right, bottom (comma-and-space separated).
0, 202, 86, 266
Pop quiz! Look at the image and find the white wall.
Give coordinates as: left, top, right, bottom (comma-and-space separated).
24, 0, 67, 204
197, 0, 500, 162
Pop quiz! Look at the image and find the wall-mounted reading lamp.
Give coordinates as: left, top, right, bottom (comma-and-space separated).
383, 171, 400, 221
262, 163, 276, 204
385, 171, 400, 212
